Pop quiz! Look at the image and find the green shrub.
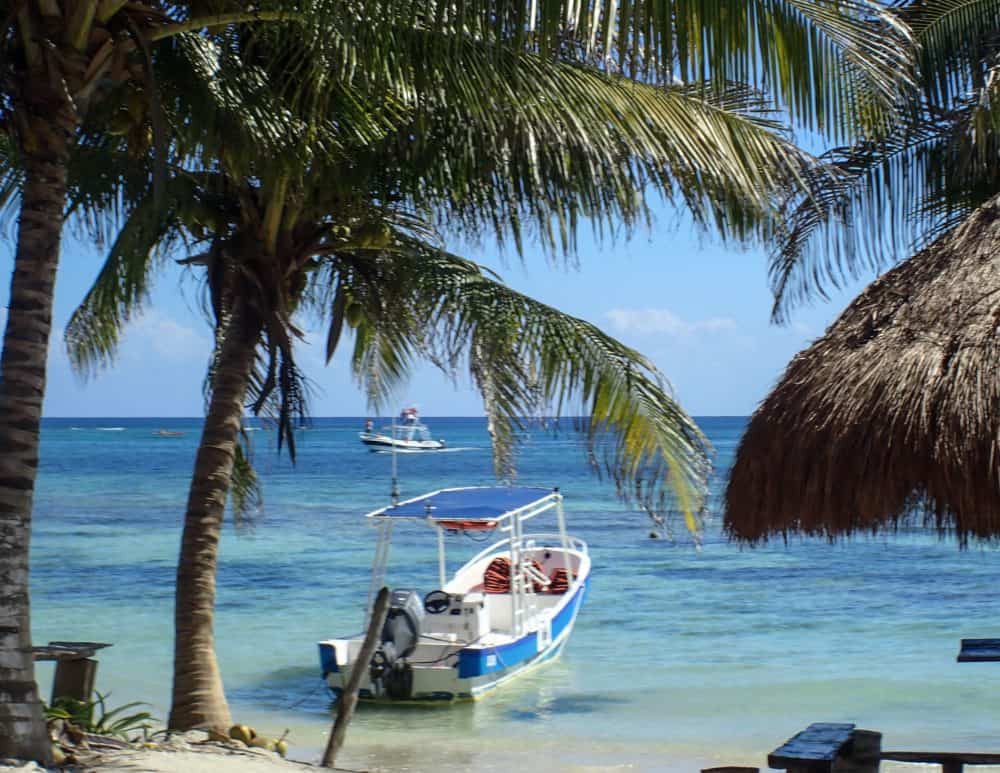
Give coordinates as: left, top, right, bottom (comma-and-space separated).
44, 692, 156, 740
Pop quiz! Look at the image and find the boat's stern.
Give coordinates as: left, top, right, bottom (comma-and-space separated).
318, 638, 352, 681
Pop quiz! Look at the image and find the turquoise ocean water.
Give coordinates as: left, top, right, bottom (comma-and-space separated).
28, 417, 1000, 771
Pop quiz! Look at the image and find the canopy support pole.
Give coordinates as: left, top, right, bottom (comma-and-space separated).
437, 526, 447, 588
556, 493, 571, 579
365, 520, 393, 630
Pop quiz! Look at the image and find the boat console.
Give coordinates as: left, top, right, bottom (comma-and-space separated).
421, 590, 490, 640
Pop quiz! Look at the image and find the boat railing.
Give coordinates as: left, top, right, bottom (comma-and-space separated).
521, 533, 588, 554
463, 532, 588, 569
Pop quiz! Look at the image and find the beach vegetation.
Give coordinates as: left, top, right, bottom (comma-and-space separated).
44, 692, 155, 741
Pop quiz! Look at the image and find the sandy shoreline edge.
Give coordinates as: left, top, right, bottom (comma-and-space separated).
0, 731, 356, 773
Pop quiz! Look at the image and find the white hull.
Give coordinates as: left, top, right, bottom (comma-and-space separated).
320, 540, 590, 703
359, 432, 444, 451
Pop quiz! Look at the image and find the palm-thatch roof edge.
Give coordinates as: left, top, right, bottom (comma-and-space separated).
725, 194, 1000, 546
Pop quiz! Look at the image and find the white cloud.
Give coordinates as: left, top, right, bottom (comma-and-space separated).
126, 309, 210, 361
604, 307, 738, 337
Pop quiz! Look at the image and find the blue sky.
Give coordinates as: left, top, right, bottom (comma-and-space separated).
1, 202, 868, 417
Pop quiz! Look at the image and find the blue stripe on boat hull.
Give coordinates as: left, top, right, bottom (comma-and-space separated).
457, 575, 589, 679
321, 567, 590, 702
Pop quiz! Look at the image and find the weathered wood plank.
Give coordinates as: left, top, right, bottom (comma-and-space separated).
768, 723, 855, 771
832, 731, 881, 773
32, 641, 112, 661
957, 638, 1000, 662
51, 657, 97, 702
701, 767, 759, 772
883, 750, 1000, 767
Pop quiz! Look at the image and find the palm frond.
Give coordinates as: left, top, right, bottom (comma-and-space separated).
353, 42, 825, 256
900, 0, 1000, 106
316, 0, 914, 140
229, 431, 262, 531
769, 50, 1000, 321
319, 237, 712, 530
0, 133, 23, 238
64, 173, 206, 374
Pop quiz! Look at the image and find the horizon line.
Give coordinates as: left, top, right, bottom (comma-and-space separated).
42, 414, 750, 420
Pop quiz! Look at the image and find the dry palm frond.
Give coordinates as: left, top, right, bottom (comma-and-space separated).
726, 193, 1000, 545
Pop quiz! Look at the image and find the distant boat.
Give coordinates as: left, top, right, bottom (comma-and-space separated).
152, 429, 185, 438
96, 427, 126, 432
359, 408, 445, 451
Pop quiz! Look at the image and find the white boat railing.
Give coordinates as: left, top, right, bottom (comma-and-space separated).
363, 489, 581, 638
462, 532, 588, 569
521, 533, 589, 554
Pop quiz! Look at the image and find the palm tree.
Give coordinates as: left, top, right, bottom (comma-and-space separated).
0, 0, 441, 756
0, 3, 330, 761
2, 0, 917, 753
60, 0, 915, 728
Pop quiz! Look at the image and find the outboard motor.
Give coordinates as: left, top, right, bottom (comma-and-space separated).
369, 588, 424, 698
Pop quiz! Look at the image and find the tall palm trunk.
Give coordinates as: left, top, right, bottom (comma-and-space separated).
0, 96, 76, 763
169, 302, 261, 732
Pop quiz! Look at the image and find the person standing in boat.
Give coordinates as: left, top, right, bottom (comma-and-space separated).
364, 419, 374, 433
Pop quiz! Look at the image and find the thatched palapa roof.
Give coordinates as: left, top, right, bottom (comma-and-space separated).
725, 195, 1000, 545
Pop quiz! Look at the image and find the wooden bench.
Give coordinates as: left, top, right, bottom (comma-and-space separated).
32, 641, 112, 703
957, 638, 1000, 662
768, 724, 881, 773
882, 751, 1000, 773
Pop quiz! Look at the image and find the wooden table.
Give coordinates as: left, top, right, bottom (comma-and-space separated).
768, 723, 858, 772
32, 641, 112, 703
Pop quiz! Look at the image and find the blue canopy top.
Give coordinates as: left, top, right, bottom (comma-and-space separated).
368, 486, 558, 521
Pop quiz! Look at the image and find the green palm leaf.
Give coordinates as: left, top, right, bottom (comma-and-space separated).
764, 2, 1000, 320
64, 172, 210, 374
311, 0, 914, 139
324, 238, 712, 530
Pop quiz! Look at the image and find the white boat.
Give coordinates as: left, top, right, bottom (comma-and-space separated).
359, 408, 445, 451
318, 486, 590, 703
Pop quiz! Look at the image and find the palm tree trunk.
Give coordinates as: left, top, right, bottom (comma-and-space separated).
0, 104, 75, 763
169, 302, 261, 732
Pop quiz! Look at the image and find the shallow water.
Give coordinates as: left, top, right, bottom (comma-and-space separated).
29, 417, 1000, 771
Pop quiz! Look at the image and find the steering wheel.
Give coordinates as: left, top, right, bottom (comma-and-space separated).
423, 590, 451, 614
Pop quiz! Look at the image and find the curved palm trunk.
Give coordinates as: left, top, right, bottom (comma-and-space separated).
169, 303, 261, 732
0, 105, 75, 763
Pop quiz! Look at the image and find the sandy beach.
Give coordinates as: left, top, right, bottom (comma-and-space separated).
1, 731, 354, 773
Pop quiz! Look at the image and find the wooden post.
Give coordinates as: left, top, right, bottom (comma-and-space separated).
833, 730, 881, 773
51, 657, 98, 703
321, 587, 390, 769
